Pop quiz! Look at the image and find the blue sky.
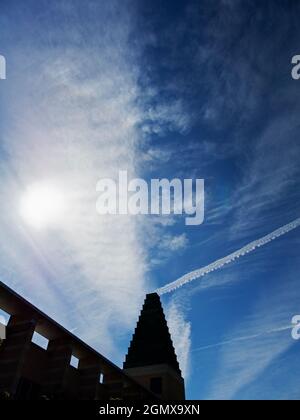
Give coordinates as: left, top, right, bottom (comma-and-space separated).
0, 0, 300, 400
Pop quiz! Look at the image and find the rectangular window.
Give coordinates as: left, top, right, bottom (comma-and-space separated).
31, 332, 49, 350
0, 308, 10, 326
70, 355, 79, 369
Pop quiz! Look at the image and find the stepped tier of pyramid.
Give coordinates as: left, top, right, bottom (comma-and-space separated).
124, 293, 182, 376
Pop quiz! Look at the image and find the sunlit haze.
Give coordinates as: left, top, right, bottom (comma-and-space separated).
20, 182, 66, 230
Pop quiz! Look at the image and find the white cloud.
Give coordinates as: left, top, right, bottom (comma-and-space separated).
159, 233, 189, 252
142, 100, 191, 135
147, 231, 189, 268
166, 299, 191, 379
197, 269, 300, 400
170, 236, 300, 399
0, 1, 150, 361
0, 0, 198, 365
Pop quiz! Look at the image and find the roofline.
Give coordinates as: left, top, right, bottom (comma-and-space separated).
0, 280, 156, 397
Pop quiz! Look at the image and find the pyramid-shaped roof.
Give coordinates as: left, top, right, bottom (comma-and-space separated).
123, 293, 182, 376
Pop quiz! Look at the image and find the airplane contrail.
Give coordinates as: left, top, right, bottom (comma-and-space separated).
191, 325, 293, 353
156, 217, 300, 295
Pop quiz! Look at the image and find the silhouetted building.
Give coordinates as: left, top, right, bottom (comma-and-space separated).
0, 281, 153, 400
0, 282, 185, 400
124, 293, 185, 400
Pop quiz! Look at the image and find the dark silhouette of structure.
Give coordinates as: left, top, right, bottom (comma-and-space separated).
124, 293, 185, 400
0, 283, 185, 400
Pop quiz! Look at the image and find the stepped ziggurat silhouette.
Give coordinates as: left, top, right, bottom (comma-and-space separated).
0, 281, 185, 400
124, 293, 185, 400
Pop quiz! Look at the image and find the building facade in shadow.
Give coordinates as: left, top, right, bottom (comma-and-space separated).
0, 282, 185, 400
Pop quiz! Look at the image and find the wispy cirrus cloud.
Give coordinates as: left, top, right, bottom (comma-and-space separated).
0, 0, 148, 361
203, 272, 300, 400
0, 0, 196, 365
166, 298, 191, 379
136, 0, 300, 240
133, 1, 300, 392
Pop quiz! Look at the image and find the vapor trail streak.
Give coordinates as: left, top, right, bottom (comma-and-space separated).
191, 325, 292, 353
156, 218, 300, 295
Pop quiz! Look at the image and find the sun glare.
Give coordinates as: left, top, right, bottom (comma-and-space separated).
20, 182, 66, 230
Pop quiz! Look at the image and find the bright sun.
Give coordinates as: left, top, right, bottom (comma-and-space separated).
20, 182, 66, 230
